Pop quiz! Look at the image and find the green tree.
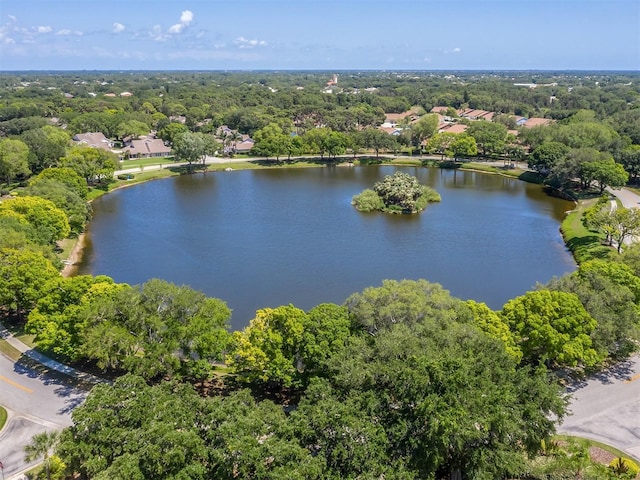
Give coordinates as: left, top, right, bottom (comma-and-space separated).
158, 122, 189, 145
228, 304, 308, 387
344, 279, 471, 335
371, 172, 439, 213
361, 128, 396, 158
253, 123, 289, 160
327, 320, 565, 479
587, 156, 629, 194
20, 126, 70, 174
528, 141, 570, 174
30, 167, 88, 199
447, 134, 478, 161
424, 132, 456, 160
24, 430, 61, 480
467, 121, 508, 157
0, 247, 59, 317
23, 179, 91, 236
411, 113, 439, 148
466, 300, 522, 362
116, 119, 150, 140
619, 145, 640, 183
79, 280, 230, 378
547, 262, 640, 358
26, 275, 118, 360
0, 196, 70, 244
501, 289, 601, 367
62, 145, 118, 185
0, 137, 31, 184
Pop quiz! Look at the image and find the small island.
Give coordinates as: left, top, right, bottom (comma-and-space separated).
352, 171, 441, 214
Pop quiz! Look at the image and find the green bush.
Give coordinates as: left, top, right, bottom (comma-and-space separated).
609, 457, 639, 477
351, 188, 384, 212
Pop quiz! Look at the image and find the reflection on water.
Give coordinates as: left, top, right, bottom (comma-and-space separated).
78, 166, 576, 330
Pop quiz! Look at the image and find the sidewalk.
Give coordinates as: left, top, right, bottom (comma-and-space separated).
0, 323, 107, 385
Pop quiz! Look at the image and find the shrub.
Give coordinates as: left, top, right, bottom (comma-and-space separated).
609, 457, 639, 477
351, 188, 384, 212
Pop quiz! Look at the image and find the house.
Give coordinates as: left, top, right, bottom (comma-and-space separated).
439, 124, 468, 134
72, 132, 113, 151
522, 118, 553, 128
384, 110, 420, 127
430, 106, 451, 114
233, 135, 255, 154
122, 137, 172, 159
459, 109, 494, 121
380, 126, 403, 136
120, 91, 133, 97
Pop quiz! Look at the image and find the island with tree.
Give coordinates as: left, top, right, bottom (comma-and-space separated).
352, 171, 441, 214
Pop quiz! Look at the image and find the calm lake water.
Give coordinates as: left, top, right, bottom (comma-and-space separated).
77, 166, 577, 330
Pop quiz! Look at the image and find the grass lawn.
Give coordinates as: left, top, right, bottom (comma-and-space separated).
560, 198, 613, 263
0, 405, 7, 431
118, 156, 175, 170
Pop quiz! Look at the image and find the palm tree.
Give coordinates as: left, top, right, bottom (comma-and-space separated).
24, 430, 60, 480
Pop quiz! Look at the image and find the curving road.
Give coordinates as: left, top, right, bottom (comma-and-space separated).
0, 346, 89, 479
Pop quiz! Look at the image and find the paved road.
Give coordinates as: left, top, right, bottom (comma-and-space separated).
559, 355, 640, 461
0, 353, 88, 479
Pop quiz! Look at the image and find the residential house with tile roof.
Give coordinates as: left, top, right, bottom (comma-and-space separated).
72, 132, 113, 151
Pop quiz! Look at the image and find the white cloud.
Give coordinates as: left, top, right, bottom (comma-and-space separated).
452, 47, 461, 53
113, 22, 125, 33
36, 26, 52, 33
180, 10, 193, 24
55, 29, 82, 36
235, 36, 267, 49
8, 15, 17, 22
168, 10, 193, 34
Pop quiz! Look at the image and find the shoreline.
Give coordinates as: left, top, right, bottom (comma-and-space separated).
61, 233, 86, 278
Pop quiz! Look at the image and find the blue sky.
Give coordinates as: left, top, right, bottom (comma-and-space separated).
1, 0, 639, 71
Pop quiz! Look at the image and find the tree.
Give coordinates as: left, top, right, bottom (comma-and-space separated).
0, 137, 30, 184
30, 167, 88, 199
411, 113, 439, 148
589, 156, 628, 194
116, 119, 150, 140
588, 207, 640, 253
26, 275, 118, 360
466, 300, 522, 362
24, 430, 61, 480
158, 122, 189, 145
528, 142, 570, 174
172, 131, 217, 171
24, 179, 91, 236
228, 304, 308, 387
501, 289, 601, 367
0, 196, 70, 244
326, 320, 565, 479
546, 262, 640, 358
619, 145, 640, 183
20, 126, 70, 174
0, 248, 59, 318
366, 171, 440, 213
424, 132, 456, 160
79, 279, 231, 378
467, 121, 508, 157
361, 128, 395, 158
344, 279, 471, 335
252, 123, 289, 160
62, 145, 118, 185
447, 134, 478, 161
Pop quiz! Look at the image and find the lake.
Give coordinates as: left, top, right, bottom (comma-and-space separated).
77, 165, 577, 330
